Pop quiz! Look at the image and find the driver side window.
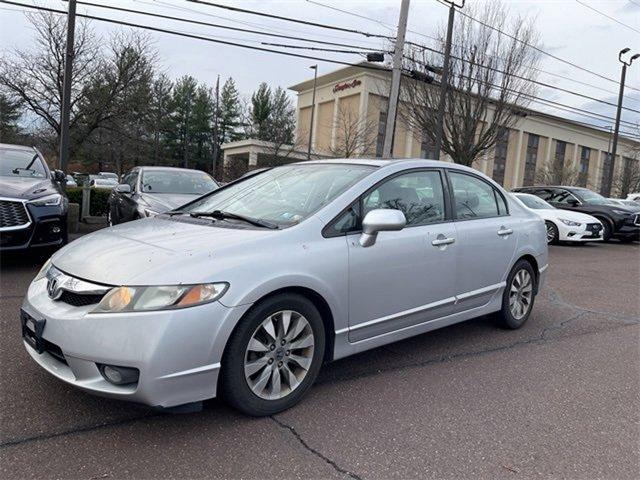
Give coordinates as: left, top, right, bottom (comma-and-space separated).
123, 171, 137, 192
362, 170, 446, 227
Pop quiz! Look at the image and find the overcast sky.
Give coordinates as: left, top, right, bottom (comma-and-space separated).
1, 0, 639, 135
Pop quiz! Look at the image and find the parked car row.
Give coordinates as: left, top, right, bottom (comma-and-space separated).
512, 185, 640, 243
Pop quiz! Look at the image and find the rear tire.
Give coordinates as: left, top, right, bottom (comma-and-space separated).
221, 293, 325, 416
545, 221, 559, 244
495, 259, 537, 330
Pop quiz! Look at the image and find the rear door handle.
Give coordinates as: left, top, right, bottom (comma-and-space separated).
497, 227, 513, 236
431, 236, 455, 246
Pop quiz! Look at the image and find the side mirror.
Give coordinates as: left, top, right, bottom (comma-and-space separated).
52, 170, 66, 182
567, 198, 580, 206
359, 209, 406, 247
115, 184, 132, 194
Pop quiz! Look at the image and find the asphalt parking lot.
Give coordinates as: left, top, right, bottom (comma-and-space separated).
1, 240, 638, 479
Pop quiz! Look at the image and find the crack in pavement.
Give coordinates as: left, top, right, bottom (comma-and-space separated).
271, 415, 363, 480
0, 413, 159, 450
544, 286, 640, 324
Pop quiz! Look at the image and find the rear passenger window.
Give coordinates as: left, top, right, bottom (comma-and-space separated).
363, 170, 446, 226
450, 172, 504, 220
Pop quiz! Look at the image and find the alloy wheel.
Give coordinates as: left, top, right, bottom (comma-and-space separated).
244, 310, 315, 400
509, 269, 533, 320
545, 223, 556, 243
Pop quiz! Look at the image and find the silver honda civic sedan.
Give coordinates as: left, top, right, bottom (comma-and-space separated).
21, 159, 548, 416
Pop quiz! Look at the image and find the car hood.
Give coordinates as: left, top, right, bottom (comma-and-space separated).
140, 193, 200, 213
51, 217, 279, 286
0, 176, 56, 200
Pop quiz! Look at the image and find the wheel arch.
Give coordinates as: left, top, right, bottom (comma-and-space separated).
223, 286, 336, 365
515, 254, 540, 294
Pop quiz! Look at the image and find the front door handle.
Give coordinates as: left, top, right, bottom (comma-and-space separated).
432, 236, 455, 247
497, 227, 513, 236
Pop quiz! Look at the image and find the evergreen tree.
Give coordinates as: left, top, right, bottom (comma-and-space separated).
250, 82, 272, 140
0, 91, 23, 143
218, 77, 244, 144
167, 76, 199, 168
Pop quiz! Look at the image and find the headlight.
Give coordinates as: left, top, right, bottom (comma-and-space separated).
29, 193, 63, 206
34, 258, 52, 281
144, 208, 159, 217
92, 283, 229, 313
559, 218, 582, 227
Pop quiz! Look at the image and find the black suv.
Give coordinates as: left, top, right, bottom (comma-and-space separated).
0, 143, 68, 251
513, 185, 640, 242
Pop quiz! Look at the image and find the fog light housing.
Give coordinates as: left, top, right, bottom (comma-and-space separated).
98, 364, 139, 385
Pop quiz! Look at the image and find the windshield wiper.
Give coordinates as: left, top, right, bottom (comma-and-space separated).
189, 210, 279, 229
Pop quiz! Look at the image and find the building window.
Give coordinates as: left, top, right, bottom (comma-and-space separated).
579, 147, 590, 187
600, 153, 613, 195
375, 110, 387, 158
554, 141, 566, 171
523, 133, 539, 186
492, 127, 509, 186
420, 132, 438, 160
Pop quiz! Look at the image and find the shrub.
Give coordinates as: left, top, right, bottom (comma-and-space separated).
65, 187, 111, 218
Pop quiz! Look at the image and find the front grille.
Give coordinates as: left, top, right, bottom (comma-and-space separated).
59, 290, 105, 307
0, 200, 30, 229
586, 223, 602, 232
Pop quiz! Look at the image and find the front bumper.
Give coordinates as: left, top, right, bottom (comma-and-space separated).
613, 214, 640, 240
557, 222, 602, 242
1, 202, 67, 251
21, 278, 251, 407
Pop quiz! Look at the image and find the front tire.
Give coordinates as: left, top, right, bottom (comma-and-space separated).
221, 293, 325, 416
598, 218, 613, 242
495, 259, 536, 330
545, 221, 559, 244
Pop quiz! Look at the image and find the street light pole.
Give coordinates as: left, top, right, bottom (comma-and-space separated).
434, 0, 464, 161
307, 65, 318, 160
607, 48, 639, 196
58, 0, 76, 174
381, 0, 410, 159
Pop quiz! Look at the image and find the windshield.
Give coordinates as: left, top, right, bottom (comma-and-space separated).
573, 188, 609, 205
184, 163, 375, 227
516, 194, 554, 210
0, 148, 46, 178
141, 170, 218, 194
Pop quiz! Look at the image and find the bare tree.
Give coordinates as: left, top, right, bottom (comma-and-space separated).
401, 1, 540, 166
612, 157, 640, 198
329, 104, 378, 158
0, 12, 155, 161
535, 159, 580, 186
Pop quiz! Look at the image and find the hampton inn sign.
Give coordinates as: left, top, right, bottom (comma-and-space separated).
333, 79, 362, 93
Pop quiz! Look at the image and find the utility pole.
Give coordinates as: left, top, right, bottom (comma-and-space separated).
607, 47, 639, 196
382, 0, 410, 159
434, 0, 464, 161
307, 65, 318, 160
58, 0, 76, 174
212, 75, 220, 177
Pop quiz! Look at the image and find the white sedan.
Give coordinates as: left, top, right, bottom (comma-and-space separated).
512, 193, 603, 244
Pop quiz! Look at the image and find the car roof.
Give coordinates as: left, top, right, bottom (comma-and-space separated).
137, 166, 209, 173
0, 143, 37, 152
293, 158, 476, 171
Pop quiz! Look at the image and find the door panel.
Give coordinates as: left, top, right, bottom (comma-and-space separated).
448, 171, 517, 311
347, 224, 457, 342
347, 169, 457, 343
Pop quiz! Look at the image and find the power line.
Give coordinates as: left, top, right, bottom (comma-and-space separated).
71, 0, 384, 53
433, 0, 640, 92
575, 0, 640, 35
308, 0, 640, 103
405, 45, 640, 115
185, 0, 394, 39
5, 0, 637, 140
260, 42, 387, 56
1, 0, 390, 70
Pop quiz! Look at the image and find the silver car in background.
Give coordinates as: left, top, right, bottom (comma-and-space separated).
21, 159, 548, 416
